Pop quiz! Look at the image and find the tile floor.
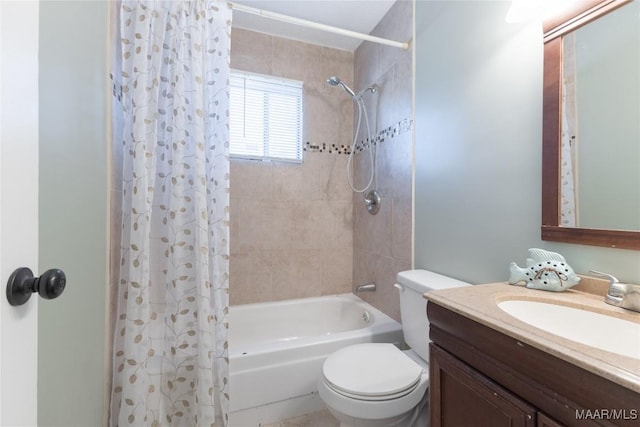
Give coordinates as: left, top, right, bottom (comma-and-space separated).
261, 409, 339, 427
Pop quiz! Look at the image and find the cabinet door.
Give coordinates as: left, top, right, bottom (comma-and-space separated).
538, 413, 565, 427
430, 344, 536, 427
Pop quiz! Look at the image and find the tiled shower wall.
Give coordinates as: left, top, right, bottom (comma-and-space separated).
352, 0, 414, 322
229, 29, 356, 305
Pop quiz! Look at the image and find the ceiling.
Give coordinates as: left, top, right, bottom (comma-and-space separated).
230, 0, 397, 51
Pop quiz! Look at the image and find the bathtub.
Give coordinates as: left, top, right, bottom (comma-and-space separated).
228, 293, 404, 426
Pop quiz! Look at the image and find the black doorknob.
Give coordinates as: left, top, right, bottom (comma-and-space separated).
6, 267, 66, 306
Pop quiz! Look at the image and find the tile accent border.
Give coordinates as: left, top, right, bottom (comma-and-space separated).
304, 118, 413, 155
303, 142, 352, 154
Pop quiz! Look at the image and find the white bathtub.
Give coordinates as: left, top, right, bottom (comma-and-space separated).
228, 293, 404, 426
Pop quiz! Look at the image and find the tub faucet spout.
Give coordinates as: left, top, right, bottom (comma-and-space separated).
356, 283, 376, 293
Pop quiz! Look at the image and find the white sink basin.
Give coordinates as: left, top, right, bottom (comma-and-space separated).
498, 300, 640, 359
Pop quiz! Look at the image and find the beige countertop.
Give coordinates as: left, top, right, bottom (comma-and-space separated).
424, 281, 640, 393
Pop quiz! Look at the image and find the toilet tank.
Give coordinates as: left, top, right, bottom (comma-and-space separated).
396, 270, 470, 362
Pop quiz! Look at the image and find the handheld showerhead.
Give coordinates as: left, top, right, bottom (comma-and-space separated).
326, 76, 377, 196
326, 76, 356, 98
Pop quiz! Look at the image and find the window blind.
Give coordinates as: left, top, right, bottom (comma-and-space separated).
230, 70, 303, 162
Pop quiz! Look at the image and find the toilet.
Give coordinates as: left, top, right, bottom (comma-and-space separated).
318, 270, 470, 427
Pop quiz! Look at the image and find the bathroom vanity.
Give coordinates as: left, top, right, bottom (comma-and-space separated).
425, 283, 640, 427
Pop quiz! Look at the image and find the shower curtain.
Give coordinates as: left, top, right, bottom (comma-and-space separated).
110, 1, 231, 426
560, 32, 578, 227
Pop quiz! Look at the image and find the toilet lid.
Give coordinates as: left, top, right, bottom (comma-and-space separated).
322, 343, 423, 400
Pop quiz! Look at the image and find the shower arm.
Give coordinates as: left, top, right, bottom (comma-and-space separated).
356, 85, 377, 99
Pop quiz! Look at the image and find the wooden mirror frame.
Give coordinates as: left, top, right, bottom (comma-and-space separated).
541, 0, 640, 250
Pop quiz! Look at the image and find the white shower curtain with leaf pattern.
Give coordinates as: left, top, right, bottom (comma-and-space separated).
111, 1, 231, 426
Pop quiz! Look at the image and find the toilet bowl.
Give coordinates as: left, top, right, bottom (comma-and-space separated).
318, 343, 429, 427
318, 270, 470, 427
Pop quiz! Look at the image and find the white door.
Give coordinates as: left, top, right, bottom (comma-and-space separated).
0, 1, 40, 425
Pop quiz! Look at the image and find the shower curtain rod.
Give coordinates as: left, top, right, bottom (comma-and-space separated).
229, 2, 409, 50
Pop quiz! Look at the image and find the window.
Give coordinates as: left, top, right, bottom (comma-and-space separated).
230, 70, 303, 162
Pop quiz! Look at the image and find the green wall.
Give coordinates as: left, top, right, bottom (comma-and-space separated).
39, 1, 108, 425
414, 1, 640, 284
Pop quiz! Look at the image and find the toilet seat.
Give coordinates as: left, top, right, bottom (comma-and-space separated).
322, 343, 423, 401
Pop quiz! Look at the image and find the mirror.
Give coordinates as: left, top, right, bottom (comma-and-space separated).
542, 0, 640, 250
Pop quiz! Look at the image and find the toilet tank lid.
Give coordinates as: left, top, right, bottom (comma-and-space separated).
396, 269, 470, 293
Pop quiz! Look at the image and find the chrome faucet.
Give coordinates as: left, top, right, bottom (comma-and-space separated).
356, 282, 376, 293
590, 270, 640, 313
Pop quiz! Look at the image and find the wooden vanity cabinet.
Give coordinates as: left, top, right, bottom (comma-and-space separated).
538, 413, 566, 427
430, 343, 537, 427
428, 302, 639, 427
